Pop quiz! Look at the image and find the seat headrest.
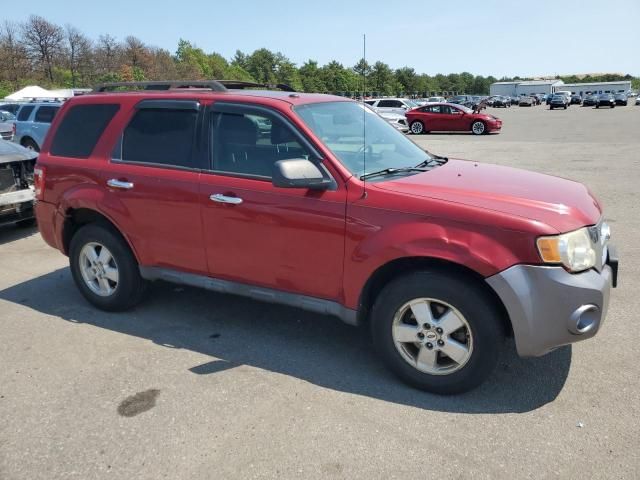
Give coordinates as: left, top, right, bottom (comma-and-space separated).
218, 114, 258, 145
270, 121, 297, 145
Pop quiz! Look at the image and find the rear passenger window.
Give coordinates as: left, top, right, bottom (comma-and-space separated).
34, 106, 59, 123
51, 104, 119, 158
17, 106, 35, 121
211, 110, 311, 178
114, 108, 198, 169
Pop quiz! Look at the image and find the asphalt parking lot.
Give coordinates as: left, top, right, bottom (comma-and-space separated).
1, 103, 639, 480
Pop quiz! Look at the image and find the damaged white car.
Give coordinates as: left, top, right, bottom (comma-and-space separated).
0, 140, 38, 227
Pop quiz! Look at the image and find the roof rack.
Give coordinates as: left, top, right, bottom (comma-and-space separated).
93, 80, 296, 93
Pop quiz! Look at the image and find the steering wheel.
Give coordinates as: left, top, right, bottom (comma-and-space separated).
356, 143, 373, 156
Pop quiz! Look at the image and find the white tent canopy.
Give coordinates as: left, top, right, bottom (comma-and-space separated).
4, 85, 75, 101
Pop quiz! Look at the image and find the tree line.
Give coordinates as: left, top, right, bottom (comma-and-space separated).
1, 15, 638, 100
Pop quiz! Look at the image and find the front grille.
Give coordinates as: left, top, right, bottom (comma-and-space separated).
0, 168, 15, 192
0, 131, 13, 140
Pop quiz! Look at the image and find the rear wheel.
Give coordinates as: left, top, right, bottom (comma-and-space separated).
410, 121, 424, 135
371, 271, 504, 394
471, 121, 485, 135
69, 223, 146, 311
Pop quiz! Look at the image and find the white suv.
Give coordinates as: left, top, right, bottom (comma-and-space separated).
364, 98, 418, 115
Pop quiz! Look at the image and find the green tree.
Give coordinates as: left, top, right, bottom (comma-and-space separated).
299, 60, 325, 92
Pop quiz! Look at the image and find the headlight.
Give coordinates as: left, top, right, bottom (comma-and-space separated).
536, 227, 597, 272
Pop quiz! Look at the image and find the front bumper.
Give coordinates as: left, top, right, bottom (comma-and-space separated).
486, 251, 617, 357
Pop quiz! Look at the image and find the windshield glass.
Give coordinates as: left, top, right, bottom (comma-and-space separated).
295, 101, 431, 178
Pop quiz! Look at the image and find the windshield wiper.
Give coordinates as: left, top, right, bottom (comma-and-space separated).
414, 155, 448, 169
360, 167, 427, 181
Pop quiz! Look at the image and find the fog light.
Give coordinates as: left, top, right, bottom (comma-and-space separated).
568, 304, 599, 335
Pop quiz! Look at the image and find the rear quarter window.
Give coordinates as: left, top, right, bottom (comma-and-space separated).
50, 104, 120, 158
34, 106, 60, 124
17, 105, 35, 121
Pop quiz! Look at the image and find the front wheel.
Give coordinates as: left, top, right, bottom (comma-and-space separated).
371, 271, 504, 394
69, 223, 146, 311
471, 121, 485, 135
410, 121, 424, 134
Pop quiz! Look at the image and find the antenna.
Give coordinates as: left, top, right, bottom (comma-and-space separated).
362, 33, 367, 199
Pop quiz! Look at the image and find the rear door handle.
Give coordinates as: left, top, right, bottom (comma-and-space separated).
210, 193, 243, 205
107, 179, 134, 190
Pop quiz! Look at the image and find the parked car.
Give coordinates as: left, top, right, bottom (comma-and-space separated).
582, 95, 599, 107
0, 112, 15, 141
406, 103, 501, 135
34, 80, 617, 395
554, 91, 573, 106
596, 94, 616, 109
375, 110, 409, 133
492, 96, 510, 108
0, 103, 23, 115
518, 96, 534, 107
613, 93, 628, 106
13, 101, 63, 151
448, 95, 479, 109
549, 94, 569, 110
570, 94, 582, 105
510, 96, 519, 105
636, 96, 640, 106
425, 96, 445, 103
364, 98, 418, 116
0, 140, 38, 227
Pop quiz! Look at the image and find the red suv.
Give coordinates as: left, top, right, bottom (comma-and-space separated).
34, 81, 618, 394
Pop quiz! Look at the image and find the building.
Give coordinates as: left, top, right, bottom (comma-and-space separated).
489, 81, 520, 96
558, 81, 631, 96
515, 80, 564, 96
489, 80, 564, 96
490, 79, 633, 97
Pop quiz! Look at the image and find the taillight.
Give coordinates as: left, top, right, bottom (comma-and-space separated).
12, 123, 16, 136
34, 166, 45, 201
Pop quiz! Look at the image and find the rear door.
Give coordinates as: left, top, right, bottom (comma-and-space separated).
32, 105, 60, 149
199, 102, 347, 301
103, 99, 207, 274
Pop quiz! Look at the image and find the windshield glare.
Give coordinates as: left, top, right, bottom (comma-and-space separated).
295, 101, 431, 178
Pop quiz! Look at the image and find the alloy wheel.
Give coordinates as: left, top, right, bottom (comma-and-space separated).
391, 298, 473, 375
79, 242, 119, 297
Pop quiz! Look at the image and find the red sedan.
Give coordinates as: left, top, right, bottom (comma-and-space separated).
406, 103, 502, 135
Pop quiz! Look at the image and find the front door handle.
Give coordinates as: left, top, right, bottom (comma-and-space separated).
210, 193, 243, 205
107, 179, 134, 190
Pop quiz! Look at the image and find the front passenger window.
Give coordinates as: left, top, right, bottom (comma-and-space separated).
211, 111, 311, 178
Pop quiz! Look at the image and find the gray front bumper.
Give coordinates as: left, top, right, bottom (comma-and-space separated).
486, 265, 612, 357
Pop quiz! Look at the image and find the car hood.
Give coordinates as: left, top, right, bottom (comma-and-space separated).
0, 139, 38, 164
374, 159, 601, 233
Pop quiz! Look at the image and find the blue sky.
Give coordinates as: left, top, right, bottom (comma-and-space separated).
5, 0, 639, 77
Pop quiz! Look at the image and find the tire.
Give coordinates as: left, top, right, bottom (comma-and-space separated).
69, 223, 146, 311
596, 105, 599, 109
22, 138, 40, 152
564, 106, 567, 110
371, 270, 504, 394
471, 121, 485, 135
410, 121, 424, 135
550, 106, 554, 110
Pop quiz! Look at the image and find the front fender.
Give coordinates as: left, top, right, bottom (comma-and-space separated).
342, 215, 539, 309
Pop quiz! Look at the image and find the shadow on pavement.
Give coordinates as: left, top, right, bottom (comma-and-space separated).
0, 267, 572, 414
0, 223, 38, 245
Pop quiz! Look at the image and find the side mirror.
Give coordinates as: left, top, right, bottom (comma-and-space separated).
272, 158, 332, 190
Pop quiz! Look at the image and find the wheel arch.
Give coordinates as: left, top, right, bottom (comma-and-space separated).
357, 256, 512, 337
62, 207, 140, 264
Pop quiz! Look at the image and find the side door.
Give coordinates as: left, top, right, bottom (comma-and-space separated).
443, 105, 467, 131
103, 99, 207, 274
199, 102, 347, 301
425, 105, 445, 131
32, 105, 60, 149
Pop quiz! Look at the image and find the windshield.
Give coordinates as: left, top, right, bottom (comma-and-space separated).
295, 101, 432, 178
0, 111, 16, 121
